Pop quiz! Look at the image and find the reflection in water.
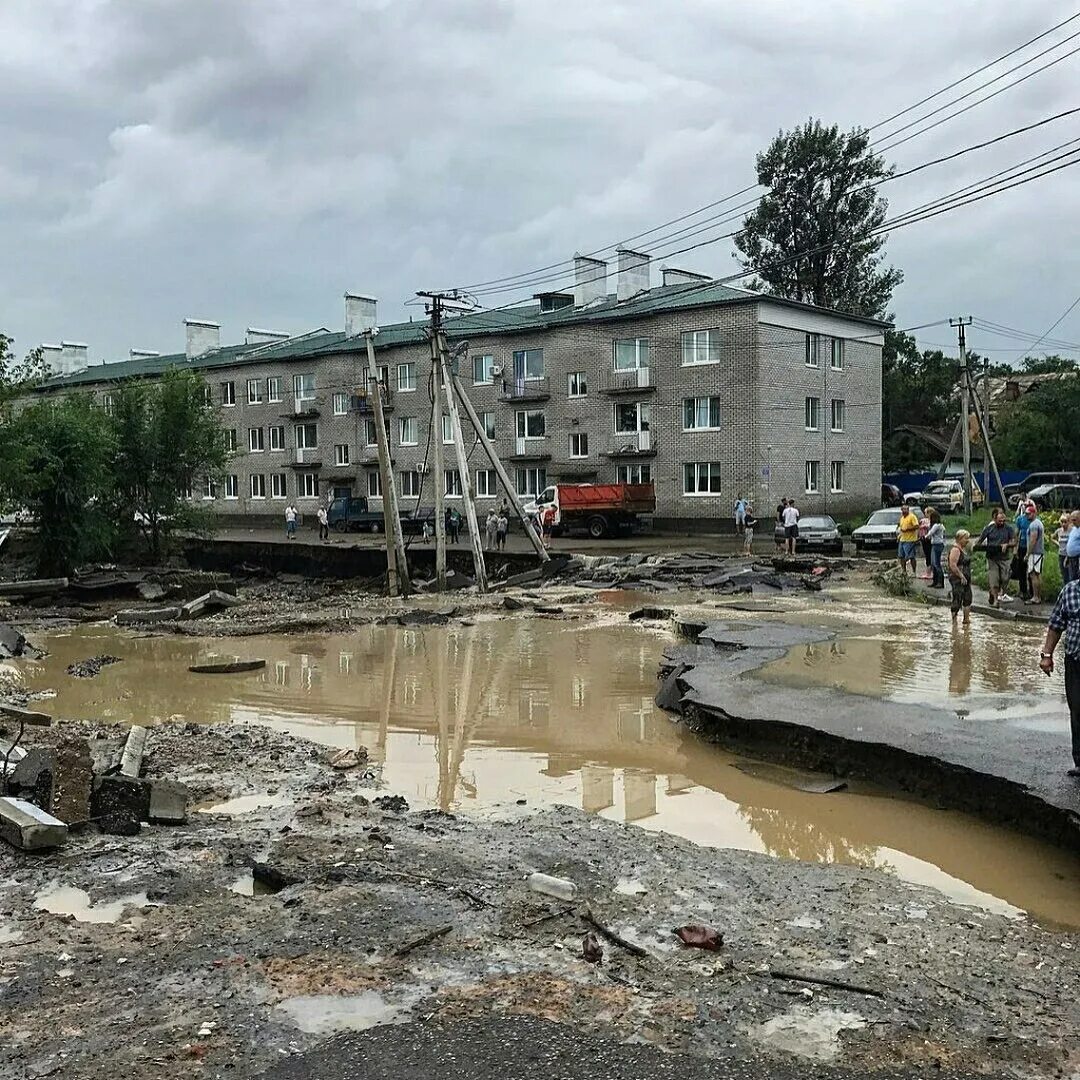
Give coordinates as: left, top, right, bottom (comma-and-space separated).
8, 618, 1080, 926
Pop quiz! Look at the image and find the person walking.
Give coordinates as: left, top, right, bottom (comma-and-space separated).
1024, 502, 1045, 605
1055, 513, 1071, 585
917, 510, 932, 579
1014, 500, 1032, 601
317, 504, 329, 542
896, 503, 920, 576
743, 506, 757, 556
973, 508, 1016, 607
1066, 509, 1080, 584
733, 495, 747, 535
445, 507, 459, 544
1038, 574, 1080, 776
781, 499, 800, 555
484, 509, 498, 551
495, 510, 509, 551
927, 508, 946, 589
775, 499, 787, 552
284, 503, 298, 540
948, 528, 973, 624
540, 505, 556, 549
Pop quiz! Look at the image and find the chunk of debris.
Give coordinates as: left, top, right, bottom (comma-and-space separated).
654, 662, 690, 713
180, 590, 243, 619
188, 659, 266, 674
136, 581, 167, 602
8, 748, 57, 811
328, 748, 367, 771
119, 725, 149, 778
372, 794, 409, 815
0, 623, 44, 660
0, 796, 68, 850
673, 924, 724, 951
528, 872, 577, 901
114, 607, 182, 626
0, 702, 53, 727
51, 735, 93, 824
502, 596, 525, 611
0, 577, 68, 599
148, 779, 189, 824
92, 775, 151, 822
66, 655, 122, 679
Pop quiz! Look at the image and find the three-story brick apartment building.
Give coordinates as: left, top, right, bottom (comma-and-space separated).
38, 254, 886, 529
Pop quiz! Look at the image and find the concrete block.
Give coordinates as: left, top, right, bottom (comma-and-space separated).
137, 581, 167, 602
148, 779, 189, 824
9, 748, 57, 810
180, 590, 242, 619
52, 735, 93, 824
0, 797, 68, 850
0, 702, 53, 727
92, 775, 150, 822
119, 725, 149, 778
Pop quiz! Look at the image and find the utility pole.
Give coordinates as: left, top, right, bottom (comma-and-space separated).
951, 316, 974, 514
428, 325, 448, 591
981, 358, 992, 500
363, 330, 409, 596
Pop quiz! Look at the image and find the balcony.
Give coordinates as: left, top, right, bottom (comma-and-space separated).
289, 447, 322, 468
351, 386, 394, 414
600, 365, 655, 394
499, 376, 550, 402
605, 431, 656, 457
509, 436, 551, 462
282, 396, 321, 420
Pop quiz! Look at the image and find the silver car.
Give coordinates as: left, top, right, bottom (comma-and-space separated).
852, 506, 923, 552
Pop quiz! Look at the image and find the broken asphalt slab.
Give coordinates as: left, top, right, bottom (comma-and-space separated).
663, 620, 1080, 852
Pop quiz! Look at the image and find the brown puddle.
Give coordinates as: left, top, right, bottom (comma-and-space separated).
7, 613, 1080, 927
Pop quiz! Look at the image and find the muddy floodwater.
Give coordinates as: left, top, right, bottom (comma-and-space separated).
7, 606, 1080, 927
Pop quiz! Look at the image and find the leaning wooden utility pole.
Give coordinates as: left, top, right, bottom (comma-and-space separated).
951, 316, 974, 514
364, 331, 410, 596
434, 327, 488, 591
427, 303, 448, 590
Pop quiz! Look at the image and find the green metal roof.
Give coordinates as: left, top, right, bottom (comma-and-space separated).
38, 282, 887, 392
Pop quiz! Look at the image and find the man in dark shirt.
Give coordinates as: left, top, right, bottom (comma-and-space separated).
974, 509, 1017, 608
1040, 579, 1080, 776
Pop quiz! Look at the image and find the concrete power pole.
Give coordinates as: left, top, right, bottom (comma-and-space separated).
426, 299, 448, 591
363, 330, 410, 596
951, 316, 974, 514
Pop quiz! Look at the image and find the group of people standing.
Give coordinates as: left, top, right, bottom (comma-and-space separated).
483, 506, 511, 551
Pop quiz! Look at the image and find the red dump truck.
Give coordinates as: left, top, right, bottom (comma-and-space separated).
524, 482, 656, 539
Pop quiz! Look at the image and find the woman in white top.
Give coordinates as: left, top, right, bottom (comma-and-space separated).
926, 508, 946, 589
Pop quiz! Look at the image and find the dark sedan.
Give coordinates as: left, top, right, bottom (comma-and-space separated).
1027, 483, 1080, 511
772, 514, 844, 554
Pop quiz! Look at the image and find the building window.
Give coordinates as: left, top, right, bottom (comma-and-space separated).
224, 474, 239, 499
805, 333, 818, 368
293, 373, 316, 402
568, 371, 588, 397
617, 464, 651, 484
444, 469, 462, 497
614, 338, 649, 371
683, 397, 721, 431
831, 338, 845, 370
441, 413, 454, 444
300, 473, 319, 499
805, 460, 821, 493
681, 329, 721, 366
221, 381, 236, 407
367, 472, 382, 498
335, 444, 350, 466
203, 384, 213, 406
683, 462, 722, 495
399, 417, 418, 446
481, 411, 496, 439
397, 363, 416, 392
569, 433, 589, 458
333, 392, 349, 415
472, 354, 495, 385
831, 460, 845, 492
295, 422, 318, 449
248, 427, 264, 452
224, 429, 238, 453
804, 396, 820, 431
831, 399, 845, 432
247, 379, 263, 405
512, 348, 544, 380
250, 474, 266, 499
515, 467, 547, 496
614, 402, 649, 433
203, 476, 217, 500
267, 376, 282, 403
476, 469, 497, 497
269, 425, 285, 451
364, 419, 378, 445
515, 410, 546, 439
271, 473, 288, 499
102, 393, 116, 416
400, 470, 420, 498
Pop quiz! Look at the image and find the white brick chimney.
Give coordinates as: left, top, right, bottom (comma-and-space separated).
40, 344, 63, 375
616, 248, 650, 302
245, 327, 290, 346
661, 265, 711, 287
60, 341, 89, 372
573, 255, 607, 308
344, 293, 377, 337
184, 319, 220, 359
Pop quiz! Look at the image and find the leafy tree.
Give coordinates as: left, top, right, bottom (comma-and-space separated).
735, 120, 902, 319
108, 368, 226, 561
0, 334, 48, 409
1019, 353, 1077, 375
993, 374, 1080, 470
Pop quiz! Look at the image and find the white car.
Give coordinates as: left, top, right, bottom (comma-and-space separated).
852, 506, 923, 552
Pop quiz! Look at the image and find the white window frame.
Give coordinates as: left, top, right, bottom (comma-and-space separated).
333, 392, 349, 416
515, 466, 547, 497
269, 425, 285, 452
683, 462, 722, 495
617, 464, 651, 484
367, 472, 382, 498
681, 328, 721, 367
512, 348, 545, 381
300, 473, 319, 499
398, 417, 418, 446
472, 355, 495, 385
364, 419, 378, 446
224, 474, 239, 499
475, 469, 497, 497
683, 396, 721, 431
830, 460, 845, 493
248, 427, 264, 453
613, 338, 649, 372
569, 432, 589, 458
441, 413, 454, 445
271, 473, 288, 499
224, 429, 238, 453
267, 376, 282, 403
831, 398, 845, 432
247, 379, 263, 405
805, 333, 819, 368
613, 401, 650, 434
293, 373, 316, 402
804, 396, 820, 432
515, 409, 546, 439
221, 381, 236, 407
805, 460, 821, 494
334, 443, 351, 466
295, 423, 318, 450
444, 468, 463, 497
831, 337, 845, 371
203, 476, 217, 500
481, 411, 496, 440
568, 371, 588, 397
400, 471, 420, 498
250, 474, 266, 499
397, 363, 417, 393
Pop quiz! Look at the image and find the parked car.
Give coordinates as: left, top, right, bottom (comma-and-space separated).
1026, 483, 1080, 511
1002, 471, 1080, 505
852, 506, 923, 553
918, 478, 983, 513
881, 483, 902, 508
772, 515, 843, 554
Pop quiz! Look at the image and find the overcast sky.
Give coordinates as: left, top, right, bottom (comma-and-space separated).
3, 0, 1079, 363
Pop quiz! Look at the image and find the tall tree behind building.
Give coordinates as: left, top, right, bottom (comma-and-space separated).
734, 120, 902, 319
